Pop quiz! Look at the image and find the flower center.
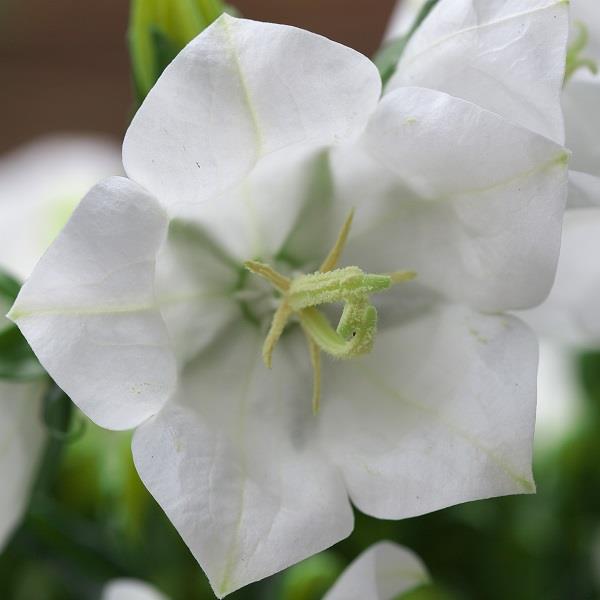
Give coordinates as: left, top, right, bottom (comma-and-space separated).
245, 210, 415, 413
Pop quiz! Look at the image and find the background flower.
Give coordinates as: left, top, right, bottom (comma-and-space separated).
0, 135, 121, 551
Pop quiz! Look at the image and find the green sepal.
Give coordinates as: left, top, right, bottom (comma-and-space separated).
374, 0, 440, 86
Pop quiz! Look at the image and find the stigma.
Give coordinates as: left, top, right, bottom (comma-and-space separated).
245, 209, 415, 414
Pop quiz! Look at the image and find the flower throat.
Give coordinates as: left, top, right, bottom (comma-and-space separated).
245, 210, 415, 414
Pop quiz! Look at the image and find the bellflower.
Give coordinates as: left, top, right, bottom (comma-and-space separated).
102, 541, 429, 600
514, 0, 600, 449
102, 579, 169, 600
9, 6, 569, 596
523, 0, 600, 346
0, 135, 122, 550
385, 0, 591, 452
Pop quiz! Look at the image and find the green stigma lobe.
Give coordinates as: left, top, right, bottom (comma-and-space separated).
288, 267, 391, 311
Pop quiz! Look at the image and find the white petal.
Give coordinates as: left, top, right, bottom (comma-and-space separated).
0, 380, 46, 550
155, 219, 240, 364
0, 135, 122, 280
568, 171, 600, 208
123, 15, 381, 213
519, 208, 600, 346
132, 324, 353, 598
9, 177, 176, 431
102, 579, 169, 600
324, 542, 429, 600
389, 0, 569, 143
175, 144, 338, 267
563, 71, 600, 178
334, 87, 569, 311
320, 305, 537, 519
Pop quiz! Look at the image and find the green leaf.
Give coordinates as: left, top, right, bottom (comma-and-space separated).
0, 323, 46, 381
374, 0, 440, 86
0, 266, 46, 380
0, 269, 21, 302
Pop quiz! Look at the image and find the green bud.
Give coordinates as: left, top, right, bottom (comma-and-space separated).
128, 0, 233, 103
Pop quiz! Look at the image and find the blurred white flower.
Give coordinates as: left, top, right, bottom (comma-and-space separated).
9, 7, 569, 597
534, 341, 584, 450
103, 541, 429, 600
0, 135, 123, 280
323, 541, 429, 600
386, 0, 600, 447
0, 135, 121, 551
516, 0, 600, 447
523, 0, 600, 346
102, 579, 168, 600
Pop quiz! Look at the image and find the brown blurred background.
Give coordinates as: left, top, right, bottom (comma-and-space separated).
0, 0, 397, 154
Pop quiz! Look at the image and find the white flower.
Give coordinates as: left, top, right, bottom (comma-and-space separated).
0, 135, 121, 551
535, 341, 584, 449
522, 0, 600, 346
8, 7, 569, 597
515, 0, 600, 449
102, 579, 169, 600
385, 0, 596, 447
102, 541, 429, 600
322, 541, 429, 600
0, 135, 123, 281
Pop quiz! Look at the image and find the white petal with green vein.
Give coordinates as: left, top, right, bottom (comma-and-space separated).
9, 177, 176, 431
320, 305, 537, 519
388, 0, 569, 143
324, 541, 429, 600
334, 86, 569, 311
123, 14, 381, 214
133, 325, 353, 598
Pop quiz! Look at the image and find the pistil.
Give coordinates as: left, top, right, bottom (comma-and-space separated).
245, 210, 415, 414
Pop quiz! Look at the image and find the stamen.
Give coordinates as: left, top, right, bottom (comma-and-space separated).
244, 260, 290, 291
389, 270, 417, 284
319, 208, 355, 272
262, 301, 293, 368
305, 332, 322, 415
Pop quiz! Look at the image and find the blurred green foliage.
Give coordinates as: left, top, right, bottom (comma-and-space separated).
0, 269, 45, 380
